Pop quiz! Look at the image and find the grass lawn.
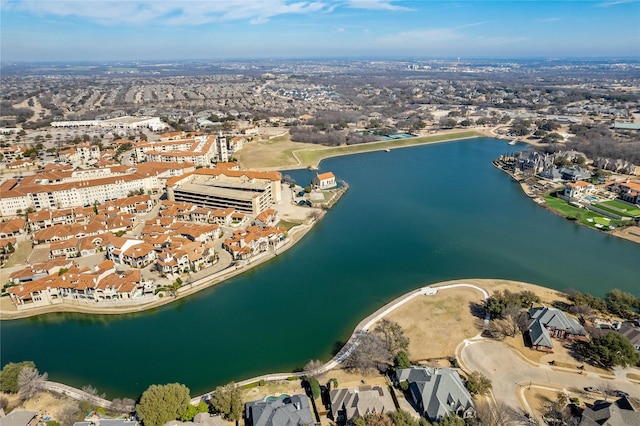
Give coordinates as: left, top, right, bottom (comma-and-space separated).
236, 130, 481, 170
293, 131, 481, 169
276, 219, 302, 230
594, 200, 640, 217
543, 194, 627, 228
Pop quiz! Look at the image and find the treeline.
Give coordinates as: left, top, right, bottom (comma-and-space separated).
565, 124, 640, 164
290, 125, 378, 146
566, 288, 640, 320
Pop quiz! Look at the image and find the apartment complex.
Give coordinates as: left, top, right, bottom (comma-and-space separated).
166, 163, 282, 216
0, 162, 193, 216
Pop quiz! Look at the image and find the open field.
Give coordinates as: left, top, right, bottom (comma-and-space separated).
235, 130, 481, 170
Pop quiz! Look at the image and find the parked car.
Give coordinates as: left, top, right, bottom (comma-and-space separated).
614, 390, 629, 398
584, 387, 601, 393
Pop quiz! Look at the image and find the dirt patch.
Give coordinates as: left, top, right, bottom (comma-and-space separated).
611, 225, 640, 244
235, 136, 319, 170
385, 287, 483, 361
322, 368, 389, 390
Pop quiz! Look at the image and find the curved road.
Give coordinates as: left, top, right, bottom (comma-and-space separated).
459, 339, 640, 420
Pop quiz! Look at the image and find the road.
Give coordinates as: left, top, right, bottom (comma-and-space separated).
459, 339, 640, 419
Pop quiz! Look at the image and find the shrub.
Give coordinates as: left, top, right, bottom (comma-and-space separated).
307, 377, 321, 399
258, 379, 266, 386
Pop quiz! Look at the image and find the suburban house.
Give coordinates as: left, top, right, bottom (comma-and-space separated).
618, 324, 640, 352
395, 367, 476, 422
313, 172, 337, 190
527, 306, 587, 351
564, 180, 595, 199
253, 208, 279, 227
578, 396, 640, 425
244, 394, 314, 426
329, 385, 396, 423
106, 238, 156, 268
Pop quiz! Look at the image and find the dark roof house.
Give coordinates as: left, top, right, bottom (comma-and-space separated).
244, 394, 314, 426
529, 306, 587, 339
329, 385, 396, 423
578, 396, 640, 425
395, 367, 475, 422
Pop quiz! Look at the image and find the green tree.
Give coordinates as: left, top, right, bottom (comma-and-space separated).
437, 413, 465, 426
352, 412, 394, 426
307, 377, 321, 399
136, 383, 191, 426
388, 409, 431, 426
583, 333, 639, 368
180, 402, 209, 421
210, 382, 243, 421
0, 361, 35, 393
464, 372, 492, 396
394, 351, 412, 369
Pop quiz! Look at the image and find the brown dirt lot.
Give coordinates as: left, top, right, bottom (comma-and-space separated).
234, 136, 318, 170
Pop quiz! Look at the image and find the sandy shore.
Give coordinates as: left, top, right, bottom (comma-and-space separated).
0, 220, 317, 320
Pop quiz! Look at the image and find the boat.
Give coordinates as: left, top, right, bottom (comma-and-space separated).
508, 138, 518, 145
384, 149, 391, 152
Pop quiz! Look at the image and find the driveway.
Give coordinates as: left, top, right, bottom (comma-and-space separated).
460, 339, 640, 417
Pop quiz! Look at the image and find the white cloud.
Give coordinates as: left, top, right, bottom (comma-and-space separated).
598, 0, 638, 7
346, 0, 414, 11
3, 0, 335, 25
536, 17, 562, 23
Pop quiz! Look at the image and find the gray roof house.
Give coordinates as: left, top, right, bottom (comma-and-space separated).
395, 367, 475, 422
528, 318, 554, 351
244, 394, 314, 426
529, 307, 587, 339
559, 166, 592, 182
329, 385, 396, 423
0, 410, 37, 426
578, 396, 640, 425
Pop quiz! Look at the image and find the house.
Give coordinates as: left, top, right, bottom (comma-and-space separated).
244, 394, 314, 426
618, 324, 640, 352
395, 367, 475, 422
0, 218, 25, 238
578, 396, 640, 425
253, 208, 279, 227
0, 410, 38, 426
564, 181, 594, 199
329, 385, 396, 423
528, 306, 587, 340
313, 172, 337, 189
560, 166, 592, 182
528, 318, 554, 351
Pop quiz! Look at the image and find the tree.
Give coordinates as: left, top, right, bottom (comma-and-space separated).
581, 332, 639, 368
388, 409, 431, 426
438, 413, 465, 426
307, 377, 321, 399
374, 319, 410, 355
180, 402, 209, 421
18, 366, 48, 400
58, 400, 82, 426
352, 412, 394, 426
303, 359, 324, 378
394, 351, 412, 369
110, 397, 136, 414
464, 372, 492, 396
210, 382, 243, 421
136, 383, 191, 426
0, 361, 35, 393
344, 333, 392, 373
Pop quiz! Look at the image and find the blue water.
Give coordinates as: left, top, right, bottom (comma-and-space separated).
1, 138, 638, 399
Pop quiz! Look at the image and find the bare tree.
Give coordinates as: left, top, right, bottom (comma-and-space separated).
303, 359, 324, 379
82, 384, 106, 399
344, 333, 392, 373
374, 319, 410, 355
58, 400, 82, 426
110, 397, 136, 414
17, 367, 48, 400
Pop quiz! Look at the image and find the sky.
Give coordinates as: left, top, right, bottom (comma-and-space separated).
1, 0, 639, 62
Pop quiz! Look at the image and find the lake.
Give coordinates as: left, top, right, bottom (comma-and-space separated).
2, 137, 638, 398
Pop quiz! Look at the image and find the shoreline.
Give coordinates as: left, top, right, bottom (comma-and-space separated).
1, 130, 483, 320
492, 160, 640, 245
0, 219, 318, 320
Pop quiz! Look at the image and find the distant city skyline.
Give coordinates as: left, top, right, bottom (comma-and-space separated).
1, 0, 639, 62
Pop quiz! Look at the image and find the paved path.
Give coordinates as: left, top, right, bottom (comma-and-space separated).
192, 282, 489, 403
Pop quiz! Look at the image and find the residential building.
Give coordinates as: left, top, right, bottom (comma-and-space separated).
329, 385, 396, 423
244, 394, 314, 426
51, 115, 168, 131
527, 307, 587, 348
313, 172, 337, 189
564, 180, 595, 199
578, 396, 640, 425
167, 163, 282, 216
395, 367, 475, 422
